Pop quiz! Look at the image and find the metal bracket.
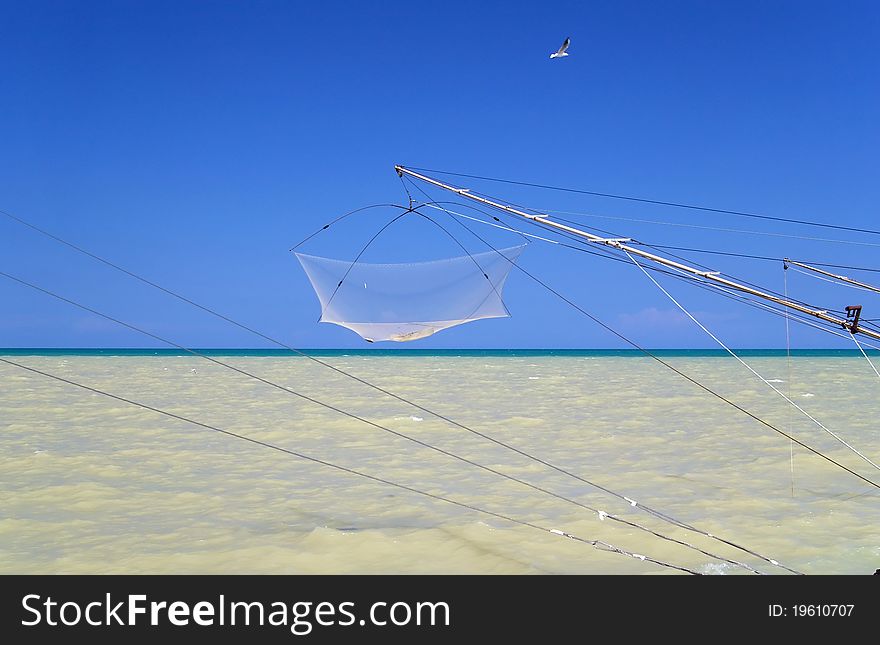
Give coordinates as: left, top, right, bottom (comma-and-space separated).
846, 305, 863, 334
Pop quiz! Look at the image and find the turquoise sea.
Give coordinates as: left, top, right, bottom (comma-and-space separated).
3, 348, 878, 357
1, 349, 878, 574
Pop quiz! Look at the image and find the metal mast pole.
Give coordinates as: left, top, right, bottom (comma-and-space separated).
785, 260, 880, 296
395, 165, 880, 342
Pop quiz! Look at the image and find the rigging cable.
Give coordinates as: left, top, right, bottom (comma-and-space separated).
317, 209, 411, 316
0, 207, 791, 572
622, 251, 880, 473
420, 203, 560, 244
541, 210, 880, 248
420, 200, 871, 342
850, 333, 880, 382
431, 190, 849, 315
784, 262, 795, 497
406, 166, 880, 238
640, 245, 880, 275
398, 172, 415, 209
0, 269, 767, 574
430, 198, 856, 332
403, 186, 880, 495
411, 210, 520, 324
479, 196, 869, 335
1, 204, 799, 574
664, 269, 880, 351
629, 239, 831, 311
289, 204, 410, 251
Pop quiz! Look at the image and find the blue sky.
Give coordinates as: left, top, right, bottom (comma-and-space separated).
1, 0, 878, 349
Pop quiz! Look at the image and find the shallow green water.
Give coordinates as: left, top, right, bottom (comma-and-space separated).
1, 353, 877, 574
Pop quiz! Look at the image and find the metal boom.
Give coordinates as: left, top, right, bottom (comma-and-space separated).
786, 259, 880, 296
395, 165, 880, 342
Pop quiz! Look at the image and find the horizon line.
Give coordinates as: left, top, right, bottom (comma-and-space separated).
2, 347, 877, 355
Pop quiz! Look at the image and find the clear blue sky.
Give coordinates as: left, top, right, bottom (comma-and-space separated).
1, 0, 878, 349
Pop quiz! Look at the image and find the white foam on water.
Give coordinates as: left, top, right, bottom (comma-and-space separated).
700, 562, 733, 575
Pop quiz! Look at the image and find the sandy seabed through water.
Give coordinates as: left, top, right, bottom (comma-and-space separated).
1, 353, 877, 574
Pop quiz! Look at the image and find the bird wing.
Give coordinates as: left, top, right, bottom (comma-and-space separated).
559, 37, 570, 53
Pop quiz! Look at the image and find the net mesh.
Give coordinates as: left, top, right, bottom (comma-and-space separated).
295, 245, 526, 342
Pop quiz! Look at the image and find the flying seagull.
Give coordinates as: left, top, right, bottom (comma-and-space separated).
550, 37, 570, 59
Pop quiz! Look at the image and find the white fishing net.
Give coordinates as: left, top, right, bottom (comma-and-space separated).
295, 245, 526, 342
